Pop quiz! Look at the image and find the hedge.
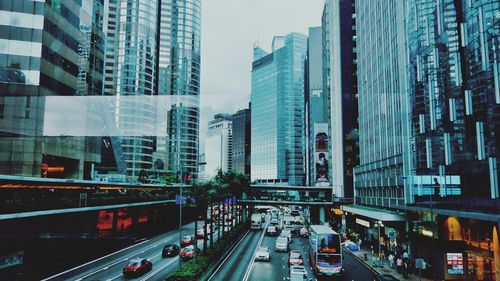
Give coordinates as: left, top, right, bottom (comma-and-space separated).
166, 222, 249, 281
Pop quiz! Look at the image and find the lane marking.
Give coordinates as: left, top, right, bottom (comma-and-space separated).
105, 273, 123, 281
242, 218, 269, 281
60, 233, 181, 281
139, 257, 179, 281
43, 222, 195, 281
207, 230, 251, 281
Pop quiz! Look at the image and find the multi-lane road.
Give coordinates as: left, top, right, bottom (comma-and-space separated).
42, 221, 221, 281
209, 216, 376, 281
44, 213, 376, 281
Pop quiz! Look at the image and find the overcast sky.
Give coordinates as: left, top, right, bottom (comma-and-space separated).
199, 0, 325, 152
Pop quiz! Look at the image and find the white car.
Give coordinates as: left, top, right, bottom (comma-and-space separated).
281, 229, 292, 243
275, 236, 289, 252
255, 246, 270, 261
290, 265, 308, 281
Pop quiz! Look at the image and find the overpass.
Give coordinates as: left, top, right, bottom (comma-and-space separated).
0, 176, 352, 222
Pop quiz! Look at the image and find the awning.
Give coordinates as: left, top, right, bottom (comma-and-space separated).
341, 205, 406, 222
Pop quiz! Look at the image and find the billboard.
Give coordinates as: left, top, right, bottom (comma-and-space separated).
313, 123, 329, 185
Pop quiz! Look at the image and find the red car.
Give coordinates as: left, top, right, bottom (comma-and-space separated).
122, 258, 152, 277
288, 250, 304, 266
180, 245, 200, 261
180, 235, 194, 247
195, 229, 205, 239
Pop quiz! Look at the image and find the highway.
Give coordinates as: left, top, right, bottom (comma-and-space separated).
210, 215, 376, 281
42, 221, 225, 281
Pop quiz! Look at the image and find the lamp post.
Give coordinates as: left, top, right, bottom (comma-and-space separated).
486, 236, 492, 281
177, 103, 183, 269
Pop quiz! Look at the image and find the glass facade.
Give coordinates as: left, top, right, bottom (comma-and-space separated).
231, 107, 251, 176
160, 0, 201, 178
353, 0, 410, 207
406, 0, 499, 202
0, 0, 105, 179
251, 33, 307, 185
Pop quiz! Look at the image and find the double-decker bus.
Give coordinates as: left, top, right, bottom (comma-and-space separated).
308, 225, 342, 277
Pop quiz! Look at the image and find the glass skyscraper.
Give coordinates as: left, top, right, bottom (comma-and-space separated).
251, 33, 307, 186
0, 0, 106, 179
160, 0, 201, 179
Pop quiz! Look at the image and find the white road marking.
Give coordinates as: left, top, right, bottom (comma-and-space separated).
242, 218, 269, 281
57, 233, 180, 281
207, 230, 250, 281
139, 257, 179, 281
105, 273, 123, 281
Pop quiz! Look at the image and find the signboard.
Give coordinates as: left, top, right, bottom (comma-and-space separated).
0, 251, 23, 270
313, 123, 330, 185
446, 253, 464, 275
175, 196, 187, 205
356, 218, 370, 228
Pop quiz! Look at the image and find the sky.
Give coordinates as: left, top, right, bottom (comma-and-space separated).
199, 0, 325, 153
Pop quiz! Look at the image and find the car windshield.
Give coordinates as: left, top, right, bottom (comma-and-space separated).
317, 254, 341, 267
277, 237, 287, 243
268, 226, 276, 230
184, 246, 194, 251
290, 252, 301, 259
258, 247, 268, 252
182, 236, 191, 240
127, 261, 139, 267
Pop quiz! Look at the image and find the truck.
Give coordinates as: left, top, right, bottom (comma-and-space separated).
251, 213, 262, 230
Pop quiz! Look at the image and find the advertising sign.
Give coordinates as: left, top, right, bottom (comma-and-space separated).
446, 253, 464, 275
313, 123, 329, 185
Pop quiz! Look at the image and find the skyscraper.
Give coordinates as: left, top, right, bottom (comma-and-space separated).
204, 114, 232, 179
403, 1, 500, 279
321, 0, 359, 198
251, 33, 307, 185
231, 106, 251, 176
161, 0, 201, 179
104, 0, 158, 179
351, 0, 411, 207
0, 0, 107, 179
304, 26, 327, 187
100, 0, 201, 181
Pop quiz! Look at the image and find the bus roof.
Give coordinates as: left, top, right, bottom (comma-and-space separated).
309, 225, 338, 235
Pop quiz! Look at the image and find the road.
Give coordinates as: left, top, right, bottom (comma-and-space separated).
42, 221, 226, 281
210, 224, 375, 281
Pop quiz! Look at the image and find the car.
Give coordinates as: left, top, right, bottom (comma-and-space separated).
342, 241, 360, 251
196, 229, 204, 239
290, 265, 309, 281
180, 245, 200, 260
372, 274, 400, 281
281, 228, 292, 243
255, 246, 270, 261
266, 225, 278, 236
299, 227, 309, 237
275, 236, 289, 252
180, 235, 194, 247
270, 218, 279, 226
162, 244, 180, 257
288, 250, 304, 265
122, 258, 152, 277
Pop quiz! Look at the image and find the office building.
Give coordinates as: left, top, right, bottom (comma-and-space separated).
231, 106, 251, 176
204, 114, 232, 179
0, 0, 107, 179
161, 0, 202, 179
321, 0, 358, 198
403, 1, 500, 280
251, 33, 307, 185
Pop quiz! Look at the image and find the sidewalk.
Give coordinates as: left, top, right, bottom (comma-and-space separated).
344, 246, 436, 281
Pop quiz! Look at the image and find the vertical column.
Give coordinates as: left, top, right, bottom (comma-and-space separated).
319, 207, 326, 225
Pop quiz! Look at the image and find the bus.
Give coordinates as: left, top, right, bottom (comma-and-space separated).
308, 225, 342, 277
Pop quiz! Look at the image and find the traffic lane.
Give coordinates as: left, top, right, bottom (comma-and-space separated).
207, 230, 259, 281
83, 223, 217, 281
56, 222, 197, 281
248, 233, 288, 281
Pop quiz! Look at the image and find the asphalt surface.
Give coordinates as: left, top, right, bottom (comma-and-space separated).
42, 221, 227, 281
210, 219, 376, 281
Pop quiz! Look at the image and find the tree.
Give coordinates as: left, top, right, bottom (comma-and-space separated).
138, 169, 150, 183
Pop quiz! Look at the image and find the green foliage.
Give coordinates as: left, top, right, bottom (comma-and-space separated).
161, 172, 178, 184
165, 222, 250, 281
138, 169, 150, 183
